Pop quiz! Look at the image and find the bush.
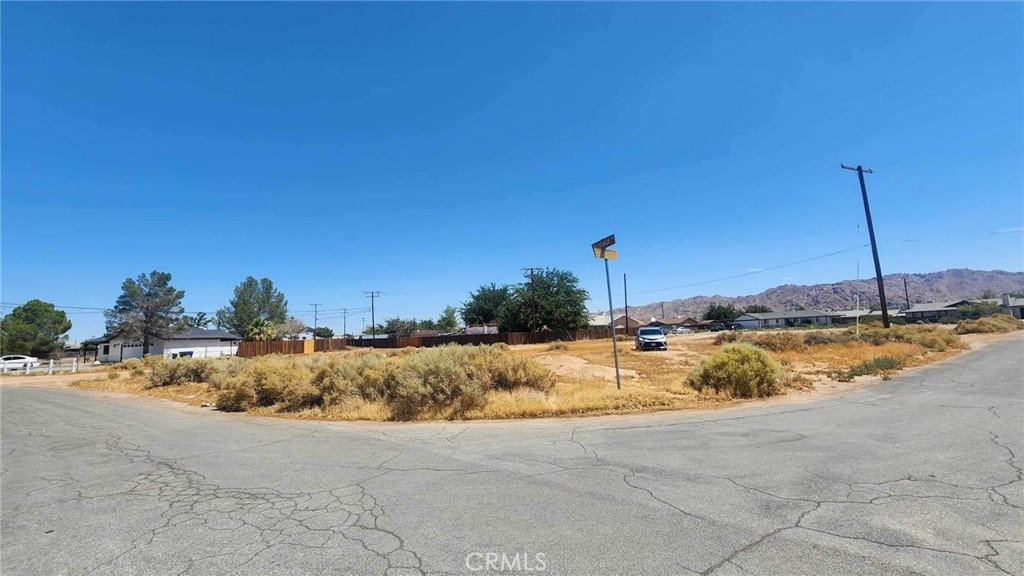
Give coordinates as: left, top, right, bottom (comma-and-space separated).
686, 344, 783, 398
107, 371, 120, 380
803, 331, 854, 346
114, 358, 143, 371
143, 355, 164, 370
147, 358, 217, 387
247, 357, 318, 409
954, 314, 1022, 334
547, 341, 568, 351
714, 332, 739, 345
842, 355, 903, 379
217, 382, 255, 412
853, 325, 963, 352
747, 332, 805, 352
130, 368, 145, 378
384, 347, 486, 419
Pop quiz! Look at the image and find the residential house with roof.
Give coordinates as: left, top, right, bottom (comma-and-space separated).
85, 328, 243, 362
1000, 294, 1024, 319
903, 300, 973, 322
589, 314, 645, 333
644, 317, 700, 331
732, 310, 835, 329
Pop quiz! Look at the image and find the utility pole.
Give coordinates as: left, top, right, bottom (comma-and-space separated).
661, 302, 666, 320
842, 164, 890, 328
364, 292, 381, 339
903, 277, 911, 310
521, 267, 542, 332
309, 303, 322, 339
623, 273, 630, 336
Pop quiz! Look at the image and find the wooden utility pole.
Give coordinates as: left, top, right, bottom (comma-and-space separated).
842, 164, 890, 328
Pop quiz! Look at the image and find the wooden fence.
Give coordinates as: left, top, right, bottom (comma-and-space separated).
238, 327, 615, 358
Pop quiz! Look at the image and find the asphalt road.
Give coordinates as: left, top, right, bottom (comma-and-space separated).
2, 336, 1022, 576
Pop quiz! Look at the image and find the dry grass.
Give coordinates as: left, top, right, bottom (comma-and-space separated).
955, 314, 1023, 334
68, 325, 976, 421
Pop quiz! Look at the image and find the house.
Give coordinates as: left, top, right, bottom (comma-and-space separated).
85, 328, 243, 362
286, 329, 315, 341
732, 310, 834, 329
1001, 294, 1024, 319
829, 309, 874, 326
644, 317, 699, 331
589, 314, 645, 333
903, 300, 972, 323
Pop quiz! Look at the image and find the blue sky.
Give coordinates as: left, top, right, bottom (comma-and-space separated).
3, 3, 1022, 340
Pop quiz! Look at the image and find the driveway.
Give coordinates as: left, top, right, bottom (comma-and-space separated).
2, 335, 1021, 575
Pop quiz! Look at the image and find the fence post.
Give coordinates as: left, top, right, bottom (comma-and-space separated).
2, 362, 7, 374
72, 359, 78, 373
48, 359, 54, 375
25, 362, 32, 375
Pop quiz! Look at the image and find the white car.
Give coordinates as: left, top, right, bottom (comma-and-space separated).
1, 355, 40, 370
671, 327, 692, 334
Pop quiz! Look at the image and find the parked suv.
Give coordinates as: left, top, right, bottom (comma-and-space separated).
635, 327, 668, 351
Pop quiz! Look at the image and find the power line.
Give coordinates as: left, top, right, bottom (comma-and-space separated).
632, 244, 869, 296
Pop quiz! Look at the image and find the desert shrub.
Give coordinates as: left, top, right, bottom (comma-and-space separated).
714, 332, 740, 345
615, 335, 631, 341
842, 355, 903, 379
954, 314, 1022, 334
205, 357, 248, 390
107, 371, 120, 380
491, 342, 511, 351
130, 368, 145, 378
310, 354, 392, 406
547, 341, 568, 351
465, 345, 554, 393
686, 344, 783, 398
746, 332, 805, 352
217, 382, 255, 412
853, 325, 963, 352
247, 357, 318, 409
147, 358, 217, 387
803, 331, 854, 346
142, 355, 164, 370
114, 358, 143, 371
383, 346, 486, 419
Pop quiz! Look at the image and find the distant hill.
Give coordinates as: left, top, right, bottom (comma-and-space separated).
619, 269, 1024, 321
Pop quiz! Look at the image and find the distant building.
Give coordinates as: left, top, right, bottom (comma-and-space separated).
733, 310, 834, 329
1001, 294, 1024, 319
465, 324, 499, 335
411, 329, 440, 337
903, 300, 973, 323
85, 328, 243, 362
829, 309, 874, 326
590, 314, 644, 332
644, 317, 699, 330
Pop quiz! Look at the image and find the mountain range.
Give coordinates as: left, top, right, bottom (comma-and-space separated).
618, 269, 1024, 321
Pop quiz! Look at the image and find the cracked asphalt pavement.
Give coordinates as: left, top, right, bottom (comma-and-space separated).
2, 335, 1022, 575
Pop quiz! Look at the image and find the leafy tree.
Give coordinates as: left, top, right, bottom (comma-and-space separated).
703, 303, 741, 322
958, 301, 1004, 320
183, 311, 213, 329
216, 277, 288, 336
374, 317, 420, 336
497, 268, 590, 332
461, 283, 511, 325
437, 306, 459, 333
743, 304, 773, 314
0, 299, 72, 357
247, 319, 277, 341
981, 289, 997, 299
104, 271, 186, 355
313, 327, 335, 339
275, 317, 309, 340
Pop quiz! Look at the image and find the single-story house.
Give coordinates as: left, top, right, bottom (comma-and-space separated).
644, 317, 699, 331
286, 329, 315, 341
85, 328, 243, 362
1001, 294, 1024, 319
829, 309, 874, 326
589, 314, 645, 332
903, 300, 972, 323
733, 310, 834, 329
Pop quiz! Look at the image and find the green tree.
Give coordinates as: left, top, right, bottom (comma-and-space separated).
958, 301, 1004, 320
437, 306, 459, 333
460, 283, 511, 325
0, 299, 73, 357
183, 311, 213, 329
703, 303, 741, 322
497, 268, 590, 332
216, 277, 288, 336
374, 317, 420, 336
246, 319, 277, 341
743, 304, 773, 314
104, 271, 186, 355
313, 327, 335, 339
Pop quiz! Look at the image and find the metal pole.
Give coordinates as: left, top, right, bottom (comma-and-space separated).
842, 164, 890, 328
605, 258, 621, 390
623, 273, 630, 337
856, 294, 860, 338
903, 277, 911, 310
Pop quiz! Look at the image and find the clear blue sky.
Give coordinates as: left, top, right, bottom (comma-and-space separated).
3, 3, 1022, 340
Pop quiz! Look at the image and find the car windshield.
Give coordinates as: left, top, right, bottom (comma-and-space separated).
638, 328, 662, 336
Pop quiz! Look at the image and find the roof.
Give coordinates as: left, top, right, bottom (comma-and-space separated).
738, 310, 832, 321
830, 309, 874, 319
589, 314, 643, 327
903, 301, 969, 314
646, 317, 698, 326
1003, 296, 1024, 307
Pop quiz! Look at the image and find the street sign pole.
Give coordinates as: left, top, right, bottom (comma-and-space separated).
592, 234, 621, 390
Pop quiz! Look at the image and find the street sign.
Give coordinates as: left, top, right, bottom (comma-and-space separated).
592, 247, 618, 259
592, 234, 616, 251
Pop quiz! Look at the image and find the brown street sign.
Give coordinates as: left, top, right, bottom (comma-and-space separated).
592, 234, 616, 251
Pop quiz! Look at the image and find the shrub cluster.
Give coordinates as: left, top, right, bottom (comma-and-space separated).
147, 358, 217, 388
954, 314, 1022, 335
835, 355, 904, 381
211, 345, 554, 420
113, 358, 144, 371
686, 344, 783, 398
714, 331, 806, 352
853, 325, 963, 351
